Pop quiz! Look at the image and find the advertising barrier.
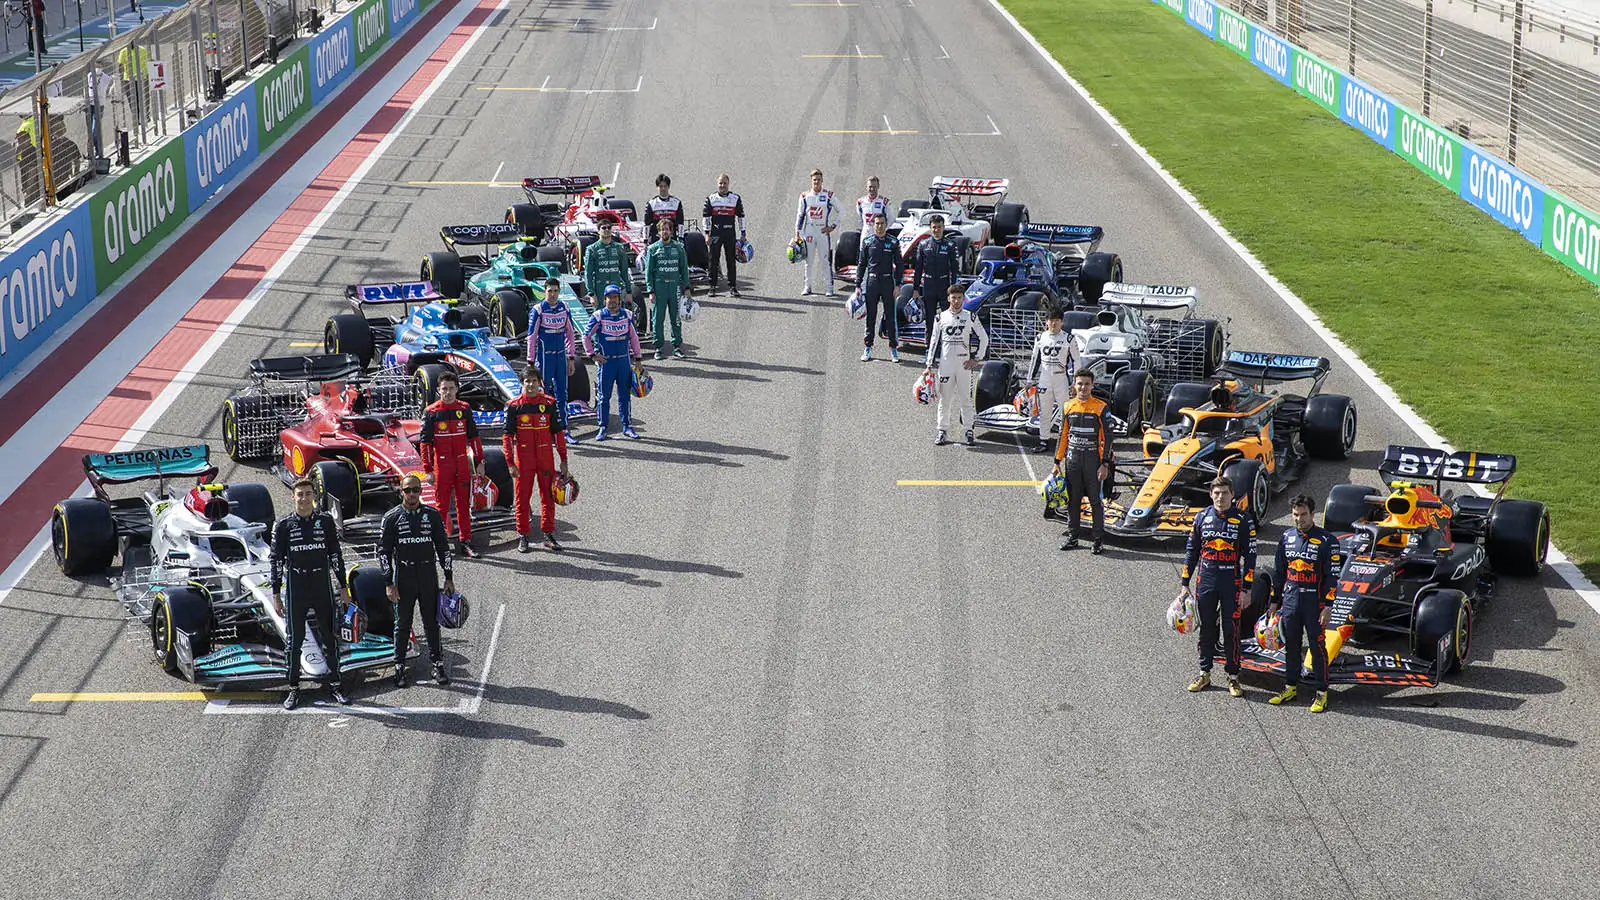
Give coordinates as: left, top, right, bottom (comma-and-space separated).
186, 86, 260, 212
0, 205, 96, 372
1149, 0, 1600, 287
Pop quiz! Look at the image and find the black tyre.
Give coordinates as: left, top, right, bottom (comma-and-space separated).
1303, 394, 1357, 460
682, 231, 710, 270
898, 198, 922, 217
1324, 483, 1378, 533
973, 359, 1013, 413
1411, 587, 1471, 674
51, 498, 117, 576
415, 363, 452, 407
834, 231, 861, 270
223, 483, 275, 529
310, 459, 361, 520
536, 244, 566, 268
347, 565, 394, 639
222, 394, 275, 462
1197, 319, 1226, 376
1222, 458, 1270, 517
506, 202, 545, 242
1061, 310, 1098, 334
1163, 382, 1214, 426
1486, 499, 1550, 577
423, 251, 465, 299
1078, 251, 1123, 303
151, 586, 212, 676
991, 202, 1028, 244
1012, 290, 1045, 312
1238, 568, 1274, 642
568, 359, 592, 406
950, 235, 974, 274
1110, 369, 1154, 436
607, 198, 637, 220
324, 313, 374, 369
489, 289, 529, 339
481, 446, 514, 509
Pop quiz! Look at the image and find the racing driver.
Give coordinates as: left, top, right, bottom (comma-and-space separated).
530, 276, 580, 444
420, 370, 484, 558
794, 168, 839, 297
378, 473, 454, 687
271, 478, 351, 710
1180, 477, 1258, 697
503, 366, 572, 552
583, 285, 644, 440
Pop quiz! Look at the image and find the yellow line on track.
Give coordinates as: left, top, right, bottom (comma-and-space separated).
31, 691, 279, 703
896, 479, 1041, 487
287, 341, 321, 347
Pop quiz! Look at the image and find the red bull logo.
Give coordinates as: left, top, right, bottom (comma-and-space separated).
1204, 538, 1232, 552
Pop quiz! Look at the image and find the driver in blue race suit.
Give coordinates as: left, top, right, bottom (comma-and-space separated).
529, 276, 580, 444
581, 285, 644, 440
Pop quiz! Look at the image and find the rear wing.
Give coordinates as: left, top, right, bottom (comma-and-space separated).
522, 175, 603, 201
83, 444, 217, 489
1099, 282, 1198, 312
1218, 350, 1330, 384
344, 281, 440, 305
1380, 445, 1516, 485
931, 176, 1009, 198
440, 223, 521, 246
1017, 223, 1104, 246
248, 354, 365, 384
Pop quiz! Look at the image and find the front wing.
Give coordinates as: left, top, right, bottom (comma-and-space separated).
1232, 640, 1444, 688
187, 637, 398, 685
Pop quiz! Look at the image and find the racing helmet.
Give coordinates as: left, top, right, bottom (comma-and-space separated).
846, 291, 867, 320
339, 599, 367, 644
437, 589, 471, 629
631, 367, 654, 398
914, 370, 937, 405
1254, 611, 1284, 651
736, 238, 755, 264
1013, 385, 1040, 419
900, 293, 923, 324
1039, 473, 1068, 511
1167, 592, 1199, 634
552, 474, 580, 506
787, 239, 807, 263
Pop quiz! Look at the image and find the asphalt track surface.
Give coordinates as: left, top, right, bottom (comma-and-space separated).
0, 1, 1597, 897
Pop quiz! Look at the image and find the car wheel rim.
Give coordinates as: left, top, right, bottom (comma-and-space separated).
1456, 604, 1472, 666
152, 602, 170, 661
1254, 476, 1268, 513
223, 407, 237, 455
1342, 407, 1357, 451
51, 514, 65, 568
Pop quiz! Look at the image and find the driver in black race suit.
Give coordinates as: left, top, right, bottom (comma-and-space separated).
1180, 477, 1258, 698
702, 173, 746, 297
270, 478, 351, 710
379, 473, 455, 688
644, 173, 685, 231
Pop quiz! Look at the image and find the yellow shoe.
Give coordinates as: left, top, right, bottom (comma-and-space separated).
1227, 677, 1244, 698
1186, 672, 1211, 693
1268, 686, 1298, 706
1310, 691, 1329, 714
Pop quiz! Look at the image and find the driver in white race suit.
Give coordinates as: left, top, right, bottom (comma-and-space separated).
794, 168, 840, 296
924, 284, 990, 446
1028, 307, 1077, 452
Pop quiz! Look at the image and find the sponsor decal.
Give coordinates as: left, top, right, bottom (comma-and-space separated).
1184, 0, 1216, 38
0, 204, 96, 377
1292, 52, 1339, 115
388, 0, 419, 36
353, 0, 389, 67
1216, 8, 1250, 58
1156, 0, 1184, 15
184, 85, 258, 211
88, 445, 202, 469
1251, 28, 1293, 86
355, 281, 435, 302
1339, 76, 1394, 150
309, 18, 355, 105
1389, 448, 1510, 481
91, 141, 188, 291
1395, 107, 1460, 192
1226, 350, 1321, 369
256, 46, 310, 150
291, 446, 305, 474
1542, 192, 1600, 286
1462, 145, 1544, 245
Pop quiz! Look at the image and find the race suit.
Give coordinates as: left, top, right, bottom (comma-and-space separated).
1054, 396, 1114, 540
583, 238, 631, 300
270, 512, 347, 688
912, 235, 963, 338
856, 193, 891, 247
529, 297, 578, 431
860, 233, 903, 349
378, 503, 452, 667
503, 390, 569, 535
645, 194, 685, 231
419, 399, 482, 542
1272, 525, 1338, 689
1028, 329, 1076, 439
924, 308, 989, 434
795, 189, 839, 294
583, 307, 643, 432
644, 237, 691, 351
702, 191, 745, 291
1183, 504, 1259, 676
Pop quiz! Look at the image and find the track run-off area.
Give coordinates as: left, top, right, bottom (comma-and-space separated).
0, 1, 1596, 898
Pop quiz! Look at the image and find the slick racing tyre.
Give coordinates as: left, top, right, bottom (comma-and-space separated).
1303, 394, 1357, 460
973, 360, 1014, 414
1078, 252, 1123, 303
833, 232, 861, 271
324, 314, 375, 369
506, 202, 546, 243
414, 363, 452, 406
990, 202, 1029, 244
151, 586, 212, 676
1110, 369, 1154, 436
489, 289, 530, 339
1412, 587, 1472, 675
422, 251, 466, 299
481, 446, 515, 509
682, 232, 710, 270
1486, 499, 1550, 577
51, 498, 117, 575
310, 460, 361, 521
1323, 483, 1379, 533
1222, 458, 1269, 517
1163, 382, 1214, 427
222, 394, 276, 462
223, 483, 275, 529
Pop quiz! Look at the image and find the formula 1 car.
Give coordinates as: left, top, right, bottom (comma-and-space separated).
1233, 445, 1550, 688
220, 354, 514, 542
322, 278, 550, 431
507, 174, 710, 290
1048, 350, 1357, 537
47, 444, 396, 685
833, 176, 1029, 285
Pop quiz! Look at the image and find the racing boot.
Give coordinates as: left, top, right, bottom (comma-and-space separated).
964, 429, 975, 446
1186, 671, 1211, 693
1091, 540, 1104, 556
730, 287, 742, 298
1060, 534, 1080, 551
673, 347, 687, 359
1310, 691, 1329, 714
1227, 677, 1244, 698
934, 430, 948, 446
329, 685, 351, 706
283, 687, 301, 711
517, 535, 531, 554
457, 540, 480, 560
890, 348, 901, 363
861, 347, 872, 362
394, 664, 409, 688
1268, 686, 1298, 706
623, 427, 640, 439
566, 430, 581, 446
543, 532, 563, 552
433, 662, 450, 686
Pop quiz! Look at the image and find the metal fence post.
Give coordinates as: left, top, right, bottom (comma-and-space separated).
1346, 0, 1358, 75
1421, 0, 1434, 116
238, 0, 250, 73
1508, 0, 1527, 163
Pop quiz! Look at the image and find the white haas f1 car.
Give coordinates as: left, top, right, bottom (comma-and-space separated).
834, 176, 1031, 285
48, 444, 397, 685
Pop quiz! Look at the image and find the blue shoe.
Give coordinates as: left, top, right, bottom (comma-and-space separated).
623, 427, 640, 439
595, 429, 609, 442
566, 430, 581, 445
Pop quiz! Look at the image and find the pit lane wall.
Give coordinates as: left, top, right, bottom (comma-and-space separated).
1153, 0, 1600, 289
0, 0, 437, 381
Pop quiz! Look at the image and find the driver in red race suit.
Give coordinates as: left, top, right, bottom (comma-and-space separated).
419, 370, 485, 558
1180, 477, 1258, 697
503, 366, 571, 553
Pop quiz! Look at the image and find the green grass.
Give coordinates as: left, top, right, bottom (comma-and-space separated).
1002, 0, 1600, 582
